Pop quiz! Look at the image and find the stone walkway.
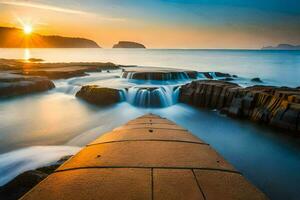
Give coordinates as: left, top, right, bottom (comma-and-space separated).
21, 114, 268, 200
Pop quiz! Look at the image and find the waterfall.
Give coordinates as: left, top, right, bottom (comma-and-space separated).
120, 85, 180, 107
121, 71, 190, 81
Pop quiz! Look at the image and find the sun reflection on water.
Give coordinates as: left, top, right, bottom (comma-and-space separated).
24, 48, 31, 61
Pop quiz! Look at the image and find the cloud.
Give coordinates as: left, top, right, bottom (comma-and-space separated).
0, 0, 126, 22
0, 0, 88, 14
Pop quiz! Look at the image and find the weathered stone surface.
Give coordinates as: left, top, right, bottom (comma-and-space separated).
153, 169, 204, 200
0, 74, 55, 98
180, 80, 300, 133
113, 123, 186, 131
58, 141, 234, 171
21, 169, 151, 200
88, 128, 205, 145
20, 114, 267, 200
76, 85, 121, 105
194, 170, 267, 200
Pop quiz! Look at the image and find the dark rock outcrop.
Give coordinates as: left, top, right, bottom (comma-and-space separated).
76, 85, 121, 105
179, 80, 300, 133
122, 71, 196, 80
251, 77, 263, 83
0, 74, 55, 98
113, 41, 146, 48
0, 155, 72, 200
0, 27, 100, 48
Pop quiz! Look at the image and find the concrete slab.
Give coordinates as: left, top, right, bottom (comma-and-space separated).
21, 168, 151, 200
137, 114, 161, 119
58, 141, 235, 171
153, 169, 205, 200
113, 123, 186, 131
126, 118, 174, 125
88, 128, 206, 145
193, 169, 268, 200
21, 114, 267, 200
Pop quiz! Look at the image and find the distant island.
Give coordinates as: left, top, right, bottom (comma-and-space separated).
262, 44, 300, 50
0, 27, 100, 48
113, 41, 146, 48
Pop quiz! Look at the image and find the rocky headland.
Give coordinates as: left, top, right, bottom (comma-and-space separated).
262, 44, 300, 50
113, 41, 146, 48
179, 80, 300, 133
0, 27, 100, 48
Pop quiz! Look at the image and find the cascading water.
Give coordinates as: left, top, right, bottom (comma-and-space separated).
120, 85, 180, 107
121, 71, 191, 81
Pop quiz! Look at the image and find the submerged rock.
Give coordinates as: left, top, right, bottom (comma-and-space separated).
179, 80, 300, 133
0, 74, 55, 98
76, 85, 121, 105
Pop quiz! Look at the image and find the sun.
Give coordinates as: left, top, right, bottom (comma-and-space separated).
23, 24, 33, 35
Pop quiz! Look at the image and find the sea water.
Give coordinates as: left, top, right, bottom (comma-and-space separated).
0, 49, 300, 200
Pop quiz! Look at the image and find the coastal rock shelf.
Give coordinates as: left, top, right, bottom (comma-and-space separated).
0, 59, 120, 98
0, 74, 55, 98
20, 114, 267, 200
179, 80, 300, 133
121, 67, 232, 81
121, 68, 197, 80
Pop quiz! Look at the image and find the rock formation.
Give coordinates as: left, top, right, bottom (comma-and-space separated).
179, 80, 300, 133
0, 156, 72, 200
113, 41, 146, 48
0, 74, 55, 98
262, 44, 300, 50
0, 27, 100, 48
0, 59, 121, 98
76, 85, 121, 105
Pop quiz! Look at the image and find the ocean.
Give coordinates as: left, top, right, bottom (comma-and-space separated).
0, 48, 300, 200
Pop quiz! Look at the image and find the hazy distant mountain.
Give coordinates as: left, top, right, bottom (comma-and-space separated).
262, 44, 300, 50
0, 27, 100, 48
113, 41, 146, 48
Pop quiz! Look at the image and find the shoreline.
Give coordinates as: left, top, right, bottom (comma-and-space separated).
1, 59, 299, 134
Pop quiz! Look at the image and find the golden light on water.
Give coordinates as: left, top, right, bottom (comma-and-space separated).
23, 24, 33, 35
24, 48, 31, 61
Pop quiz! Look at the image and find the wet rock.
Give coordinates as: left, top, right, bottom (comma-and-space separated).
0, 155, 72, 200
76, 85, 121, 105
220, 77, 234, 81
0, 74, 55, 98
179, 80, 300, 133
251, 77, 263, 83
186, 71, 198, 79
0, 59, 119, 80
0, 170, 47, 200
215, 72, 231, 78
